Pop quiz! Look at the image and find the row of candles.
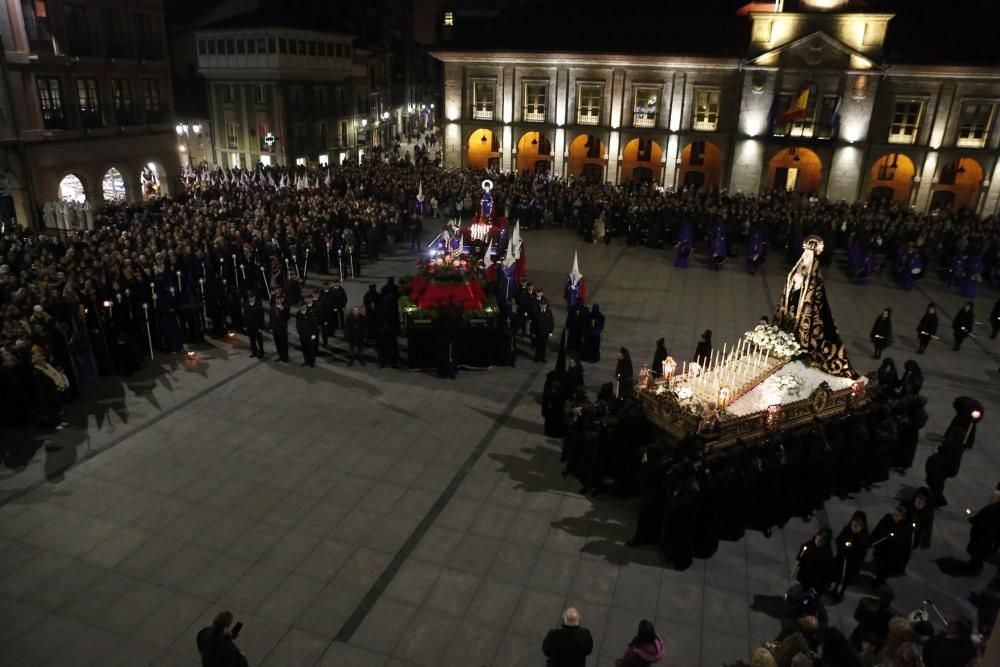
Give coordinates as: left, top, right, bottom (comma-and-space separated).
662, 338, 773, 394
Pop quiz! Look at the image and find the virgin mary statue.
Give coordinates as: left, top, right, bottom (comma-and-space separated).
774, 236, 856, 378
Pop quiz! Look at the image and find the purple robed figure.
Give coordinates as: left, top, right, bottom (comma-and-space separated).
746, 229, 766, 275
847, 240, 863, 277
856, 250, 875, 285
899, 246, 923, 291
962, 254, 985, 299
675, 222, 693, 268
948, 254, 967, 290
709, 235, 727, 271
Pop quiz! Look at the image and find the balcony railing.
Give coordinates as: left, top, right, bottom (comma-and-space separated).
633, 113, 656, 128
227, 140, 239, 150
472, 107, 494, 121
692, 119, 718, 132
523, 108, 545, 123
887, 131, 916, 145
41, 113, 67, 130
956, 134, 987, 148
577, 110, 599, 126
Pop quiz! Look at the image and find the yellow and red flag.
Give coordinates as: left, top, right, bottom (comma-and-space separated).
776, 83, 812, 123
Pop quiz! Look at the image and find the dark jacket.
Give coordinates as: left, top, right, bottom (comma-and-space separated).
269, 303, 289, 334
295, 309, 317, 339
542, 625, 594, 667
870, 315, 893, 345
345, 313, 366, 345
922, 634, 976, 667
615, 638, 664, 667
196, 627, 247, 667
243, 300, 265, 332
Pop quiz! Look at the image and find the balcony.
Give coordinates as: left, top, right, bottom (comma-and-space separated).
577, 110, 599, 126
523, 108, 545, 123
633, 112, 656, 129
887, 131, 916, 145
692, 118, 719, 132
956, 135, 987, 149
472, 107, 494, 121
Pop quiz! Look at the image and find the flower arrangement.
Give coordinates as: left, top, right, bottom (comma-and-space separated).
417, 256, 470, 284
765, 373, 804, 398
674, 385, 694, 401
745, 324, 802, 360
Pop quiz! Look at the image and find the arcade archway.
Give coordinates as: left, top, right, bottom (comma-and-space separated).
567, 134, 606, 180
678, 140, 723, 190
931, 157, 984, 211
58, 174, 86, 203
866, 153, 915, 204
515, 131, 552, 175
467, 128, 500, 171
102, 167, 127, 202
767, 147, 822, 193
621, 138, 662, 183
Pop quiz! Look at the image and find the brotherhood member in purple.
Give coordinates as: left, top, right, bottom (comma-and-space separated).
746, 229, 767, 275
899, 243, 923, 291
674, 222, 693, 268
961, 254, 985, 299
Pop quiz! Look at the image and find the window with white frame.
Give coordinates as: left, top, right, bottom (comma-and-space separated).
633, 85, 659, 128
471, 79, 495, 121
887, 100, 922, 145
693, 89, 721, 131
577, 84, 602, 125
523, 82, 547, 122
956, 102, 995, 148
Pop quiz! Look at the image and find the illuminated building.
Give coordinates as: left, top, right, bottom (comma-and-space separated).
0, 0, 181, 228
433, 0, 1000, 213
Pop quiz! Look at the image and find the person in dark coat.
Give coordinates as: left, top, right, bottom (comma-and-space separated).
870, 506, 912, 585
917, 302, 938, 353
242, 293, 265, 358
849, 584, 896, 651
795, 527, 834, 595
376, 321, 399, 368
613, 619, 665, 667
363, 284, 379, 343
897, 360, 923, 397
318, 281, 336, 346
542, 607, 593, 667
294, 302, 317, 367
922, 616, 976, 667
616, 347, 634, 398
565, 357, 584, 397
870, 308, 893, 359
964, 487, 1000, 574
952, 301, 974, 351
534, 301, 555, 363
579, 304, 604, 363
694, 329, 712, 362
833, 511, 870, 599
650, 338, 667, 376
907, 487, 934, 550
195, 611, 248, 667
875, 358, 898, 398
345, 306, 366, 366
269, 295, 290, 362
330, 278, 348, 332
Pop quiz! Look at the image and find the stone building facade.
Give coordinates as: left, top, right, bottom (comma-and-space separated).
433, 5, 1000, 214
0, 0, 180, 228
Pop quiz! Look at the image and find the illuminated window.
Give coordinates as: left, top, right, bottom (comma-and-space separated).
771, 91, 838, 139
36, 76, 64, 128
443, 11, 454, 26
577, 84, 602, 125
523, 82, 547, 122
693, 89, 721, 131
295, 157, 306, 166
141, 79, 160, 117
471, 79, 495, 121
887, 100, 922, 145
318, 153, 329, 166
226, 121, 238, 149
633, 86, 659, 128
76, 78, 101, 127
259, 154, 271, 166
957, 102, 995, 148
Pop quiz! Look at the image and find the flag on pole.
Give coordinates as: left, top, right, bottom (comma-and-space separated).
484, 240, 497, 281
503, 238, 517, 299
511, 221, 527, 280
776, 82, 813, 124
565, 251, 587, 306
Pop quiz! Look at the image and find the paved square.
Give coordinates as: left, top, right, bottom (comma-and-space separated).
1, 228, 998, 666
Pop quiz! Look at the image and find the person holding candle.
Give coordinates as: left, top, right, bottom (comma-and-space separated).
906, 488, 934, 551
794, 527, 835, 596
962, 486, 1000, 575
869, 308, 893, 360
916, 302, 938, 354
833, 511, 870, 600
870, 506, 912, 586
650, 338, 668, 376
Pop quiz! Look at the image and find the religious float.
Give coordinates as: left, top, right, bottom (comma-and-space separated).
637, 236, 871, 451
398, 180, 511, 369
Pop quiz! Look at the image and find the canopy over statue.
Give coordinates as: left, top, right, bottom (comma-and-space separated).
774, 235, 856, 379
